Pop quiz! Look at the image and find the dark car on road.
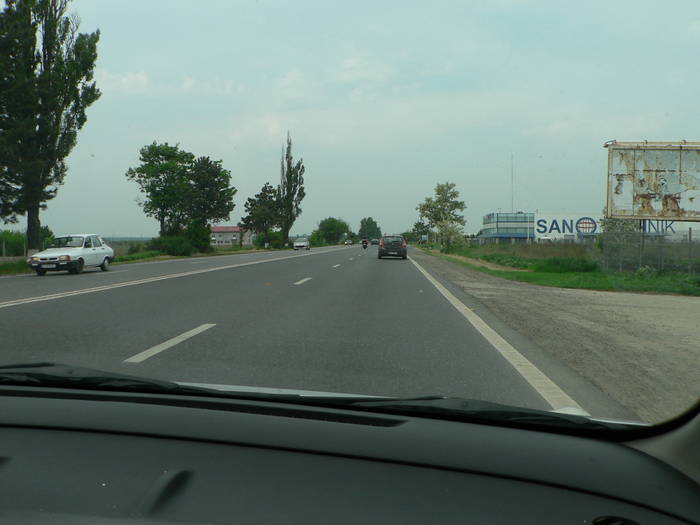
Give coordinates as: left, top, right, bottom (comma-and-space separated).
378, 235, 407, 259
370, 238, 379, 245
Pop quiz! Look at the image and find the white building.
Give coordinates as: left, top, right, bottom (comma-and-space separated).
210, 226, 254, 246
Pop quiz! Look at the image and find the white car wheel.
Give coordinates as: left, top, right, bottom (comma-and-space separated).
100, 258, 110, 271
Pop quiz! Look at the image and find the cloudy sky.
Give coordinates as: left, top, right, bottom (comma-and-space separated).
14, 0, 700, 236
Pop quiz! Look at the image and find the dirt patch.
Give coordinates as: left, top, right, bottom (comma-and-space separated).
412, 250, 700, 423
434, 251, 529, 272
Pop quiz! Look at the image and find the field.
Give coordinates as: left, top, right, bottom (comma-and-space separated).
430, 243, 700, 296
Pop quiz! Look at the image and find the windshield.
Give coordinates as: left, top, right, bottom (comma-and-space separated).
0, 1, 698, 431
49, 236, 84, 248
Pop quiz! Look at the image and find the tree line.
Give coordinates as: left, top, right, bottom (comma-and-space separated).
125, 132, 307, 252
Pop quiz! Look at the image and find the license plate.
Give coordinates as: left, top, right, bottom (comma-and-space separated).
389, 252, 397, 255
42, 264, 56, 268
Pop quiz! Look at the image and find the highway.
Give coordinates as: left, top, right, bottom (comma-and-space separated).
0, 245, 632, 417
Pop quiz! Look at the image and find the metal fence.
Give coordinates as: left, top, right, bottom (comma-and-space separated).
600, 231, 698, 274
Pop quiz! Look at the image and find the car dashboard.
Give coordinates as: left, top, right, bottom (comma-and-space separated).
0, 386, 698, 525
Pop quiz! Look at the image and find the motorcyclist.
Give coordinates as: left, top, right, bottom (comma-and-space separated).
361, 238, 368, 249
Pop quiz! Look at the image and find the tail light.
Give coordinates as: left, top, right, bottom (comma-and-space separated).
380, 239, 384, 248
402, 239, 407, 248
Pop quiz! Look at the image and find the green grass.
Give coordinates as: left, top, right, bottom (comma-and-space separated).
113, 251, 163, 263
531, 257, 598, 273
430, 252, 700, 296
477, 252, 533, 269
0, 260, 31, 276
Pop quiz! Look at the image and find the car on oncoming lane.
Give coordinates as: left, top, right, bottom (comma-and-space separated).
294, 237, 310, 250
28, 234, 114, 276
378, 235, 407, 259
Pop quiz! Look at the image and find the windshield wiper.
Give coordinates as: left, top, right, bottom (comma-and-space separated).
0, 363, 219, 397
0, 363, 639, 435
318, 396, 640, 433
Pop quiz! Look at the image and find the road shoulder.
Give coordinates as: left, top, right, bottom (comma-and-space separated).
409, 249, 699, 423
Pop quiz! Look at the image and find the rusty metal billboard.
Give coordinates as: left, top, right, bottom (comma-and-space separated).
605, 141, 700, 222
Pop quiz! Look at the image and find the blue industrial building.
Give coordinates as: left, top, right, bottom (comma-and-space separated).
477, 212, 535, 241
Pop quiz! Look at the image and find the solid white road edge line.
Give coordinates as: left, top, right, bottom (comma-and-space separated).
0, 247, 342, 310
293, 277, 312, 285
409, 257, 586, 414
124, 323, 216, 363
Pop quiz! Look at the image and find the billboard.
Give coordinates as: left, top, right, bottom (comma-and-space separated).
606, 141, 700, 222
535, 215, 602, 240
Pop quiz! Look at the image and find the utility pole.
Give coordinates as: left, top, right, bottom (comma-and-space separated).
510, 153, 514, 213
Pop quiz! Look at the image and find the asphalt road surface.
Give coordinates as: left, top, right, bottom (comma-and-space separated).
0, 245, 633, 417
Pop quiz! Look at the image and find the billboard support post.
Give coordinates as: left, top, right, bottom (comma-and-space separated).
689, 228, 693, 275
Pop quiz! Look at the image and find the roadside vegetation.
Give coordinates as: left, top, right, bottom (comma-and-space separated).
0, 260, 31, 276
426, 246, 700, 296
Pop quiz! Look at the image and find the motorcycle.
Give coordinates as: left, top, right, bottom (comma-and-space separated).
362, 240, 368, 250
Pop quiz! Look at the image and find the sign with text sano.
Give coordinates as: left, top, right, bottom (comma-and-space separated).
535, 215, 601, 240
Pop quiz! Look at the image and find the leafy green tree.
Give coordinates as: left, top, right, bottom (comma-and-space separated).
185, 156, 236, 252
126, 142, 194, 236
358, 217, 382, 239
276, 133, 306, 246
187, 156, 236, 225
0, 0, 101, 249
39, 225, 54, 249
417, 182, 466, 229
315, 217, 350, 245
412, 220, 430, 239
309, 229, 325, 246
417, 182, 466, 248
240, 182, 278, 245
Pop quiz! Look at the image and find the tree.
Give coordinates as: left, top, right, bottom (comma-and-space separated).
185, 156, 237, 252
314, 217, 350, 245
276, 132, 306, 246
126, 142, 194, 236
240, 182, 278, 245
358, 217, 382, 239
401, 230, 418, 243
0, 0, 100, 249
417, 182, 466, 229
412, 220, 430, 241
416, 182, 466, 248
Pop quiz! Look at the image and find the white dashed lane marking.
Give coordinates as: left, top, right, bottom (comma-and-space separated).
123, 323, 216, 363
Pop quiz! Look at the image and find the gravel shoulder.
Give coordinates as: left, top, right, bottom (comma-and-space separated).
411, 249, 700, 423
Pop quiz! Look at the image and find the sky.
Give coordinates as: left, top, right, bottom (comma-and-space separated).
9, 0, 700, 236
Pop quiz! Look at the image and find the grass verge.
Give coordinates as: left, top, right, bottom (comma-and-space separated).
0, 260, 31, 276
428, 251, 700, 296
114, 251, 163, 263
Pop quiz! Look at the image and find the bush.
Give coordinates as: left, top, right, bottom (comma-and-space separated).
255, 230, 285, 249
0, 230, 25, 256
147, 236, 193, 256
127, 243, 144, 255
480, 253, 532, 269
186, 222, 213, 253
532, 257, 598, 273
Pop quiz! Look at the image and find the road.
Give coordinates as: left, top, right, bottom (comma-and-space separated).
0, 245, 634, 418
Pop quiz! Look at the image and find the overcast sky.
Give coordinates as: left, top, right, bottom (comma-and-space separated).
11, 0, 700, 236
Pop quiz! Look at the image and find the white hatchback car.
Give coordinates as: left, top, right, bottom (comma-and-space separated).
293, 238, 310, 250
28, 234, 114, 276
